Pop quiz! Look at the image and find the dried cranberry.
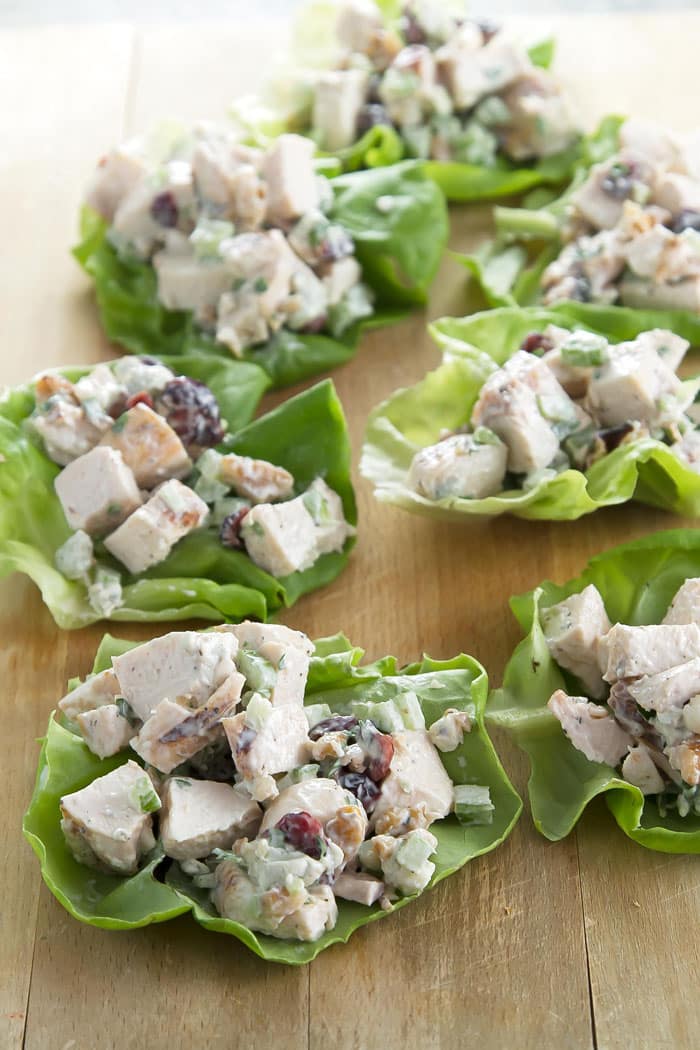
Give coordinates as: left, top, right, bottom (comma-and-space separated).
126, 390, 154, 410
673, 210, 700, 234
598, 421, 635, 453
334, 771, 381, 814
219, 508, 250, 550
156, 377, 225, 452
276, 811, 325, 859
150, 191, 179, 228
356, 103, 392, 135
358, 722, 394, 781
601, 161, 636, 200
308, 714, 359, 741
520, 332, 555, 356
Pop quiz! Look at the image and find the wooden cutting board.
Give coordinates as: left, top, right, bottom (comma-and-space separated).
2, 12, 700, 1049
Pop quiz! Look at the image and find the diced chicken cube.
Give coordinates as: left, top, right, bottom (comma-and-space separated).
58, 668, 121, 721
32, 395, 110, 467
371, 730, 453, 835
192, 136, 266, 228
409, 432, 507, 500
160, 777, 261, 861
131, 671, 243, 773
585, 344, 682, 428
227, 621, 314, 657
153, 250, 234, 320
112, 160, 195, 258
541, 585, 611, 699
263, 135, 319, 226
303, 478, 354, 557
240, 496, 318, 577
380, 45, 436, 127
239, 637, 310, 708
653, 173, 700, 218
85, 143, 149, 221
571, 153, 652, 231
471, 351, 575, 474
218, 452, 294, 503
619, 117, 682, 170
629, 328, 689, 373
54, 446, 142, 535
60, 760, 159, 875
220, 229, 298, 317
435, 24, 491, 109
76, 704, 136, 759
112, 630, 239, 722
104, 479, 208, 574
664, 579, 700, 626
335, 0, 383, 53
497, 70, 577, 161
621, 744, 665, 795
333, 871, 384, 906
313, 69, 369, 152
547, 690, 632, 766
600, 622, 700, 683
99, 403, 192, 489
223, 704, 310, 778
627, 657, 700, 714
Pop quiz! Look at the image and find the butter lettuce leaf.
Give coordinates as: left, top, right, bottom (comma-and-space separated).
360, 305, 700, 521
74, 160, 447, 387
489, 529, 700, 850
24, 632, 521, 964
459, 115, 700, 344
0, 371, 355, 628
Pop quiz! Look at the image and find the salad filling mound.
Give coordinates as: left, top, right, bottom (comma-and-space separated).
300, 0, 577, 168
408, 324, 699, 501
543, 578, 700, 818
85, 125, 374, 358
32, 357, 353, 619
542, 118, 700, 312
56, 623, 492, 943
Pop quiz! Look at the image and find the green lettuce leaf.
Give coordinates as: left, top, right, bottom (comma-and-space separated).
0, 370, 355, 628
360, 304, 700, 521
282, 7, 579, 201
459, 115, 700, 343
24, 632, 521, 964
489, 528, 700, 851
74, 160, 447, 386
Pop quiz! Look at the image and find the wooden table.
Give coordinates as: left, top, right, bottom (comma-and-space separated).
2, 12, 700, 1049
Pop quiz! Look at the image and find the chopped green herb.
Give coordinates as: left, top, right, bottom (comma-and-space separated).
253, 277, 268, 294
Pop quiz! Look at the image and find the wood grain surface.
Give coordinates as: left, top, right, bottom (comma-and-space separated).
2, 13, 700, 1050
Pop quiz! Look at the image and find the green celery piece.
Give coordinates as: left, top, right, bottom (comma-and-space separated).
24, 633, 521, 964
488, 529, 700, 850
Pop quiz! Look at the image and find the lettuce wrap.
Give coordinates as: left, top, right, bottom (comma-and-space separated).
488, 529, 700, 851
0, 363, 355, 628
23, 632, 522, 964
75, 159, 448, 388
360, 304, 700, 520
460, 116, 700, 345
252, 1, 581, 202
